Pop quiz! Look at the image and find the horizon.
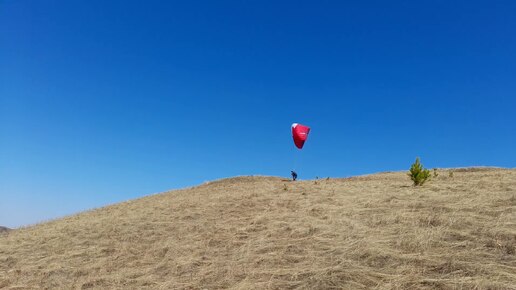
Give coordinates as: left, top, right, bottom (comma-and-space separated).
1, 0, 515, 228
3, 166, 514, 229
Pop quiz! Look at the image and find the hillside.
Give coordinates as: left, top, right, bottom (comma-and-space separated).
1, 168, 515, 289
0, 226, 10, 234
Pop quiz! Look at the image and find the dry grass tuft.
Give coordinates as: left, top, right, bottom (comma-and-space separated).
1, 169, 515, 289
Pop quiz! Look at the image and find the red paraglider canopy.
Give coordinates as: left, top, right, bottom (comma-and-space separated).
292, 123, 310, 149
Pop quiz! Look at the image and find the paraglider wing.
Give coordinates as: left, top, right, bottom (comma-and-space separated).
292, 123, 310, 149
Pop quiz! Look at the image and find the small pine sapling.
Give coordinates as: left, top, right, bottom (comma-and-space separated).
408, 157, 431, 186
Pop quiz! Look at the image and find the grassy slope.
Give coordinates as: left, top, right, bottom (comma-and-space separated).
1, 168, 515, 289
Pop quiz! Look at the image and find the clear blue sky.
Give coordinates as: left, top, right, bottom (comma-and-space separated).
1, 1, 515, 228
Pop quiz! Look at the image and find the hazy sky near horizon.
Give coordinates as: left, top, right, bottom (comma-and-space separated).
1, 0, 515, 228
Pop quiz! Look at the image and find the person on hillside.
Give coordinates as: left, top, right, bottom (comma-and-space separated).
291, 171, 298, 181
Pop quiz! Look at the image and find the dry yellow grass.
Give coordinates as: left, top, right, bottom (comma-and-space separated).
1, 168, 515, 289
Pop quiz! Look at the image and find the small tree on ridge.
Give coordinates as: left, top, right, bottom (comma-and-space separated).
408, 157, 430, 186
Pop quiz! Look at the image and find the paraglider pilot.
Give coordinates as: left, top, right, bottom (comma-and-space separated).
291, 171, 298, 181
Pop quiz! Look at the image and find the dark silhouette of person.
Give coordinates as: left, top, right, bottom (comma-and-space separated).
291, 171, 298, 181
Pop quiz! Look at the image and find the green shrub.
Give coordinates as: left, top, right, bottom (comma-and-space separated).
408, 157, 431, 186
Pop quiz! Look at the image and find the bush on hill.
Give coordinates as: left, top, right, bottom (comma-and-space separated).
409, 157, 430, 186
